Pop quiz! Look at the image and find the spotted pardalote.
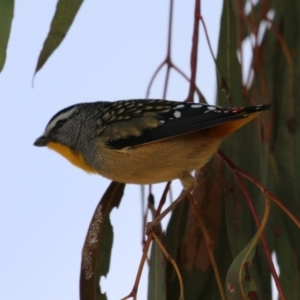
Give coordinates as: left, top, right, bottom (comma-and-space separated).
34, 99, 271, 190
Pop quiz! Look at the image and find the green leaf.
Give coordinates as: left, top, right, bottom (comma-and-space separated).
255, 0, 300, 297
148, 238, 166, 300
216, 0, 271, 297
274, 210, 300, 299
164, 193, 190, 300
216, 0, 243, 105
79, 181, 125, 300
226, 198, 270, 299
0, 0, 14, 72
35, 0, 83, 74
217, 0, 251, 263
147, 197, 166, 300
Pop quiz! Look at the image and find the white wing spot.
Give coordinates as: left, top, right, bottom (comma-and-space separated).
160, 120, 165, 124
191, 104, 202, 108
232, 110, 237, 113
174, 111, 181, 118
207, 106, 216, 110
174, 104, 185, 109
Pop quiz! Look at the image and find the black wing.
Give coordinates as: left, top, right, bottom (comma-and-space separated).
100, 100, 271, 150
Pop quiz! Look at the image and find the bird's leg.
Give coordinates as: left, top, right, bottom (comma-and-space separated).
180, 171, 196, 191
146, 172, 195, 233
146, 190, 190, 234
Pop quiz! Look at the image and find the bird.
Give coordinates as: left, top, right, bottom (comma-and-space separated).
34, 99, 271, 191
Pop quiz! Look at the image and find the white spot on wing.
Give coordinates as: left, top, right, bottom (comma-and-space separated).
191, 104, 202, 108
174, 104, 185, 109
174, 111, 181, 118
207, 106, 216, 110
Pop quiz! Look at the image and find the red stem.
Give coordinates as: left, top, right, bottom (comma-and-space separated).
186, 0, 201, 102
218, 150, 286, 300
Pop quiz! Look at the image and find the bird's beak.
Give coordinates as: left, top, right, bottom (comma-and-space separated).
34, 135, 49, 147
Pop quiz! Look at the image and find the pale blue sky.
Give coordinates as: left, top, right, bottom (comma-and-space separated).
4, 1, 283, 299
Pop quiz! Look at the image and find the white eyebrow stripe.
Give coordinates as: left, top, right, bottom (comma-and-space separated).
45, 106, 77, 136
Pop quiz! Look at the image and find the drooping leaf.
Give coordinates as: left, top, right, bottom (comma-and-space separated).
164, 192, 190, 300
258, 1, 300, 297
79, 181, 125, 300
35, 0, 83, 74
0, 0, 14, 72
226, 197, 270, 299
216, 0, 271, 297
148, 200, 166, 300
148, 237, 166, 300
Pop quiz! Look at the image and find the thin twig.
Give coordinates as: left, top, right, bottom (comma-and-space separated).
146, 191, 188, 233
155, 182, 171, 218
152, 232, 185, 300
237, 167, 300, 229
218, 150, 296, 300
199, 16, 223, 93
146, 60, 166, 98
162, 0, 174, 99
218, 151, 300, 229
234, 172, 285, 300
186, 0, 201, 102
121, 235, 153, 300
187, 193, 227, 300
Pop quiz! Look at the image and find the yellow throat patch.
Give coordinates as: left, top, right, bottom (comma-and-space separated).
47, 142, 95, 173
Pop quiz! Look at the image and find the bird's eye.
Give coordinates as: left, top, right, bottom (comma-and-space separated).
54, 119, 67, 130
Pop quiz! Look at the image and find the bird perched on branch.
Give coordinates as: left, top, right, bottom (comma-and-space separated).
34, 99, 270, 191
